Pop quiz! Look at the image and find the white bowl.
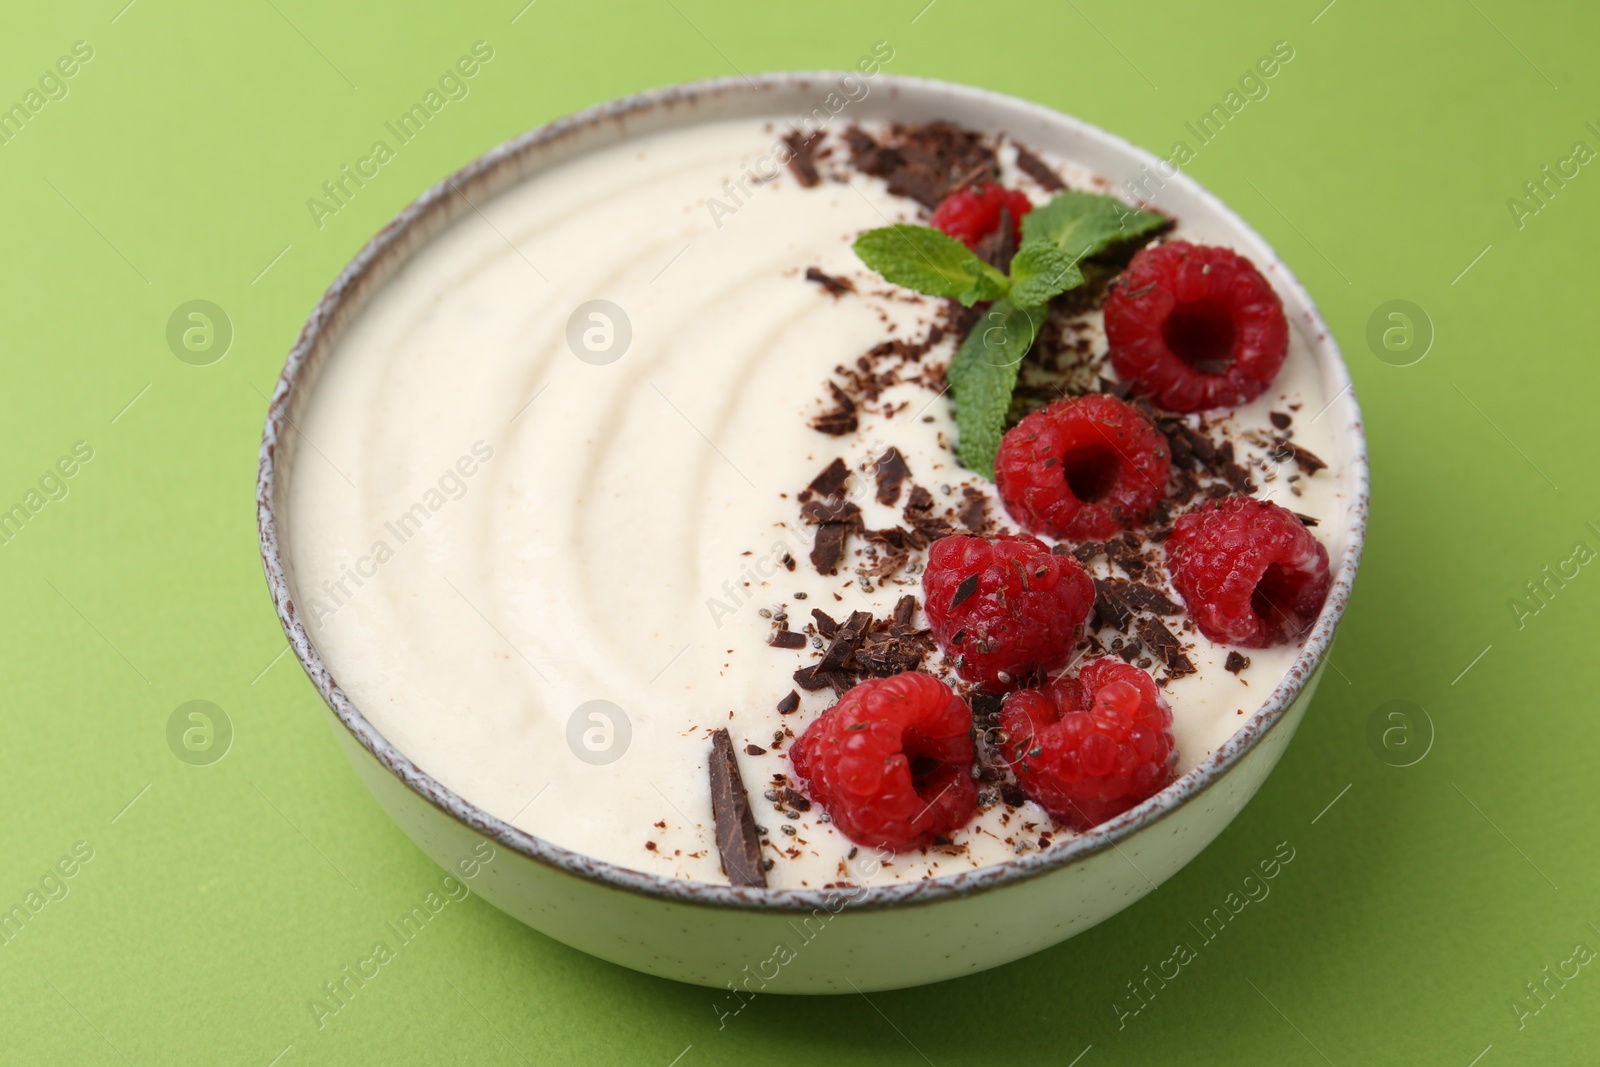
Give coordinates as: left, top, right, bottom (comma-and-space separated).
257, 72, 1368, 993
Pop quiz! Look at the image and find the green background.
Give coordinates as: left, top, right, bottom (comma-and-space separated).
2, 0, 1594, 1063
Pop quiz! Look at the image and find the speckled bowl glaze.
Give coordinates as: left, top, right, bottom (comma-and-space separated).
258, 72, 1367, 993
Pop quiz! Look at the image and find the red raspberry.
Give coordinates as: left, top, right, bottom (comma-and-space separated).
929, 181, 1033, 249
1164, 496, 1331, 647
1104, 241, 1288, 413
1000, 658, 1178, 831
922, 534, 1094, 690
995, 393, 1171, 541
790, 672, 978, 850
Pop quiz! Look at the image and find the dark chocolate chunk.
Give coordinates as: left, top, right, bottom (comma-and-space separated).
818, 610, 873, 673
1136, 617, 1196, 678
769, 630, 807, 650
806, 457, 850, 499
805, 267, 855, 297
793, 663, 850, 694
783, 131, 823, 188
891, 594, 916, 630
1225, 651, 1250, 674
873, 446, 912, 506
809, 523, 849, 575
782, 787, 811, 813
776, 690, 800, 714
800, 496, 862, 526
1092, 580, 1134, 632
811, 608, 840, 636
973, 206, 1016, 274
1013, 144, 1066, 190
708, 728, 766, 888
957, 486, 988, 532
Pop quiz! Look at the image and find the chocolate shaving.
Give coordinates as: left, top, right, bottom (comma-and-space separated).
1099, 578, 1182, 616
708, 728, 766, 888
1294, 512, 1320, 527
843, 121, 1000, 208
891, 594, 916, 629
804, 267, 855, 297
950, 574, 979, 610
783, 131, 823, 188
1013, 144, 1066, 190
1136, 617, 1196, 678
810, 380, 858, 436
769, 630, 807, 650
1278, 439, 1328, 475
1225, 651, 1250, 674
873, 447, 911, 506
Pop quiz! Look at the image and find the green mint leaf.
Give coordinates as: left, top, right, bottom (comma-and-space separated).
946, 299, 1044, 478
853, 225, 1011, 306
1019, 191, 1168, 265
1007, 244, 1084, 309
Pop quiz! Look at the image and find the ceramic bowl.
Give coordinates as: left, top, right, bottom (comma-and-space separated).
257, 72, 1368, 993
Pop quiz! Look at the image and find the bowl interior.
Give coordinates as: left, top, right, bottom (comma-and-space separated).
258, 71, 1367, 912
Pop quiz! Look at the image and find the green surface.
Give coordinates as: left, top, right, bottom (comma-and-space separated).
1, 0, 1594, 1063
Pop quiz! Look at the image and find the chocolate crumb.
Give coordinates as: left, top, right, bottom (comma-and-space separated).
745, 744, 767, 756
776, 690, 800, 714
804, 267, 855, 297
709, 728, 766, 888
1293, 512, 1320, 527
1269, 411, 1292, 430
1225, 651, 1250, 674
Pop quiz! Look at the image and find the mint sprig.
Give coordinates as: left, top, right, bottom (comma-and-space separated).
851, 190, 1167, 478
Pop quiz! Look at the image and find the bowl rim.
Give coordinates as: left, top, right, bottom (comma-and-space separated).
256, 70, 1368, 915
